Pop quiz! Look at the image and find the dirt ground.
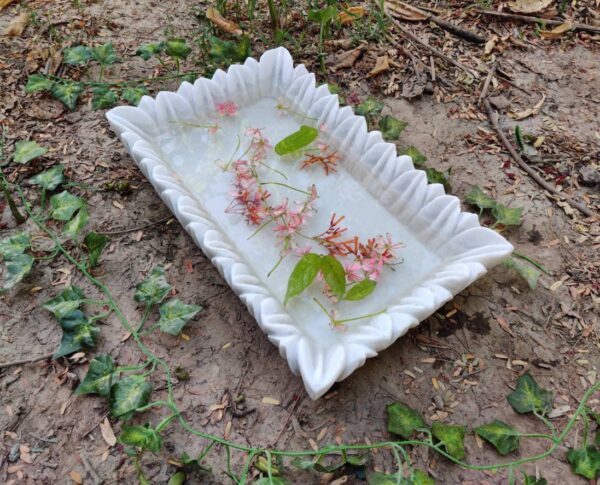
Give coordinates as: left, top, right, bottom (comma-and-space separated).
1, 0, 599, 484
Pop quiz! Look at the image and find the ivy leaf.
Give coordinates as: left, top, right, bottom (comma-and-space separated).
308, 5, 338, 24
474, 420, 520, 455
63, 45, 93, 65
400, 146, 427, 166
91, 85, 118, 110
64, 206, 90, 239
431, 422, 466, 460
344, 279, 376, 301
507, 372, 553, 415
502, 257, 540, 290
424, 167, 451, 190
110, 375, 153, 419
134, 266, 172, 307
387, 402, 426, 438
523, 474, 548, 485
119, 424, 163, 452
411, 470, 435, 485
368, 470, 434, 485
83, 232, 109, 268
378, 115, 407, 141
492, 204, 523, 227
567, 445, 600, 480
53, 310, 100, 358
284, 253, 321, 304
2, 253, 34, 291
165, 38, 191, 60
43, 286, 85, 319
26, 74, 53, 93
355, 97, 384, 117
75, 355, 115, 397
29, 164, 65, 190
208, 35, 251, 64
158, 299, 203, 335
0, 233, 30, 260
92, 42, 117, 65
319, 255, 346, 296
122, 86, 148, 106
136, 42, 164, 61
13, 140, 47, 164
274, 125, 319, 156
51, 81, 85, 111
50, 190, 85, 221
167, 472, 186, 485
253, 478, 287, 485
465, 185, 496, 212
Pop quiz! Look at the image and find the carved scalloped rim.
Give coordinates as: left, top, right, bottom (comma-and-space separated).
106, 47, 513, 399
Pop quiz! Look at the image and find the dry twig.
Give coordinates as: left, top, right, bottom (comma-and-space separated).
0, 352, 53, 370
477, 9, 600, 35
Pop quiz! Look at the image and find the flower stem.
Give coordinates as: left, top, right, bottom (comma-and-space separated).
260, 181, 311, 196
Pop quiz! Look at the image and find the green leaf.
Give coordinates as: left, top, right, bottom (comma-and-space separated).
119, 425, 162, 452
367, 472, 404, 485
515, 125, 524, 152
465, 185, 496, 211
344, 279, 377, 301
400, 146, 427, 166
29, 164, 65, 190
51, 81, 84, 111
0, 233, 30, 260
411, 470, 435, 485
63, 45, 93, 65
122, 86, 148, 106
2, 253, 34, 291
26, 74, 53, 93
208, 35, 251, 64
75, 355, 115, 397
13, 140, 47, 164
319, 255, 346, 296
134, 266, 172, 307
431, 422, 466, 460
64, 206, 90, 239
158, 299, 203, 335
378, 115, 407, 141
253, 478, 287, 485
474, 420, 520, 455
167, 471, 186, 485
387, 402, 426, 438
492, 204, 523, 227
53, 310, 100, 358
110, 375, 153, 418
83, 232, 109, 268
50, 190, 85, 221
355, 97, 384, 117
274, 125, 319, 156
567, 445, 600, 480
502, 257, 540, 290
507, 372, 553, 415
523, 474, 547, 485
136, 42, 164, 61
284, 253, 321, 304
424, 167, 451, 190
91, 85, 118, 110
165, 38, 191, 60
91, 42, 117, 65
43, 286, 85, 319
308, 5, 338, 24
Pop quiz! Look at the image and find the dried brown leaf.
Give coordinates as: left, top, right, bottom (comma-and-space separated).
540, 21, 573, 39
338, 6, 365, 25
70, 470, 83, 484
99, 418, 117, 447
0, 0, 17, 12
206, 7, 242, 35
368, 54, 390, 77
4, 12, 29, 37
508, 0, 553, 13
332, 45, 365, 71
510, 94, 546, 120
385, 0, 428, 21
496, 317, 515, 336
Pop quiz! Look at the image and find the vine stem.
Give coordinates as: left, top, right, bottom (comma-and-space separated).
18, 187, 600, 480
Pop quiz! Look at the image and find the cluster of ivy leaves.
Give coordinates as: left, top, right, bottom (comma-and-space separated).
354, 97, 450, 190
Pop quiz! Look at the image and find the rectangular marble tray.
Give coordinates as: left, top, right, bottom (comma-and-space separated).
106, 47, 513, 399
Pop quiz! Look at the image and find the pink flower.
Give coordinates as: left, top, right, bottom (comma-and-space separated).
294, 244, 312, 256
217, 102, 238, 117
344, 262, 363, 282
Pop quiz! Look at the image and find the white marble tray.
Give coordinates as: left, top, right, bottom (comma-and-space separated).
106, 47, 513, 399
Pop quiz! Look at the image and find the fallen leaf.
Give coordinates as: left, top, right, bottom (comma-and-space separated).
484, 35, 498, 56
540, 21, 573, 39
496, 317, 515, 336
99, 418, 117, 447
206, 7, 242, 35
508, 0, 553, 14
337, 6, 365, 25
385, 0, 428, 21
548, 404, 570, 418
4, 12, 29, 37
368, 55, 390, 77
112, 200, 124, 210
262, 396, 280, 405
332, 45, 365, 70
510, 94, 546, 120
0, 0, 17, 12
70, 470, 83, 484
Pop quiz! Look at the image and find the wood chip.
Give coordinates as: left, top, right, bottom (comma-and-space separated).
262, 397, 280, 406
99, 418, 117, 447
112, 200, 125, 210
